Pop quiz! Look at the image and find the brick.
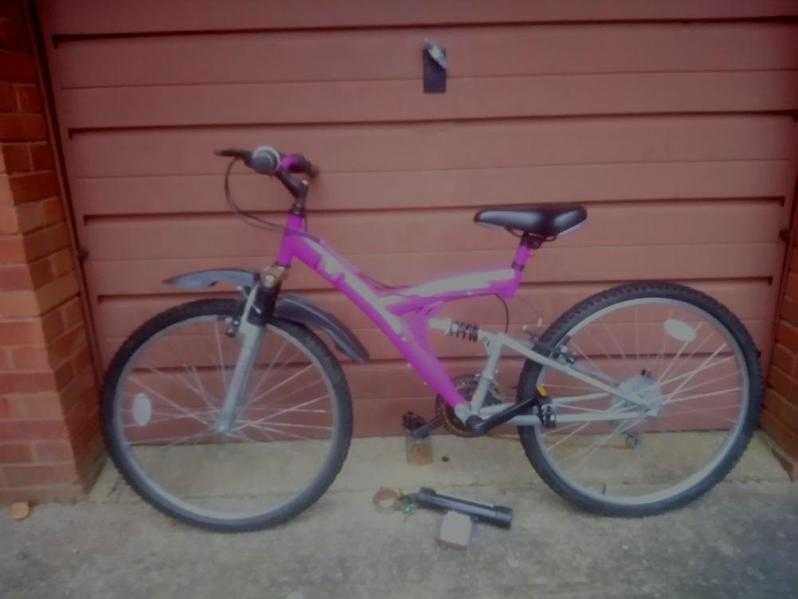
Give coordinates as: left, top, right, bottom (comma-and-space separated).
60, 369, 96, 414
7, 171, 59, 204
41, 197, 63, 226
0, 51, 36, 83
70, 344, 94, 375
771, 344, 795, 376
0, 483, 85, 503
0, 232, 25, 261
0, 253, 61, 293
14, 85, 42, 114
0, 310, 64, 344
0, 206, 18, 233
33, 441, 73, 462
767, 365, 794, 399
36, 271, 79, 314
762, 408, 798, 459
10, 345, 51, 370
4, 197, 64, 235
765, 388, 798, 423
22, 221, 70, 261
0, 289, 37, 317
0, 143, 31, 173
4, 392, 64, 419
48, 248, 73, 278
2, 463, 78, 487
776, 320, 798, 351
0, 318, 46, 345
0, 419, 68, 441
0, 263, 33, 291
0, 83, 15, 112
29, 143, 54, 171
0, 369, 59, 393
0, 113, 45, 142
0, 443, 33, 463
45, 323, 86, 365
59, 297, 83, 329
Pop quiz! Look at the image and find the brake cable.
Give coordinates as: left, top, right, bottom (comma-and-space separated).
223, 157, 318, 241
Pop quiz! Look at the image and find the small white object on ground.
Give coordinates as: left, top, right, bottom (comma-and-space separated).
437, 510, 473, 550
10, 501, 31, 521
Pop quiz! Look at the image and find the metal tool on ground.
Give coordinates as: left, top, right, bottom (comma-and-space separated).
410, 487, 513, 528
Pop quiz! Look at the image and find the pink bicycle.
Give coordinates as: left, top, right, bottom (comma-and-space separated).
103, 146, 763, 531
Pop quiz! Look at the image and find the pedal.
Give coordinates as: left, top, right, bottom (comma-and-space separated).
402, 411, 443, 439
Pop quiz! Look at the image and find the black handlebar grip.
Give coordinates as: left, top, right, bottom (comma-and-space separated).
282, 153, 318, 178
214, 148, 251, 159
276, 170, 308, 200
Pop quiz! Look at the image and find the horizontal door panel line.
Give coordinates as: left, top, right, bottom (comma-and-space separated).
81, 241, 782, 264
79, 196, 785, 224
58, 67, 798, 91
46, 14, 798, 41
65, 109, 798, 137
93, 276, 775, 305
71, 157, 792, 181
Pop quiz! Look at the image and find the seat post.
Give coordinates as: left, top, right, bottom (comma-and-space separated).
511, 233, 540, 272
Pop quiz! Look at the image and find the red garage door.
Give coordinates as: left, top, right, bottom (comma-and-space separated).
37, 1, 798, 435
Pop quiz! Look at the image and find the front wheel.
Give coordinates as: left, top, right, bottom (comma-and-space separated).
517, 282, 763, 516
102, 299, 353, 532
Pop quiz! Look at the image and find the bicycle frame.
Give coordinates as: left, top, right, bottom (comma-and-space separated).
271, 213, 649, 427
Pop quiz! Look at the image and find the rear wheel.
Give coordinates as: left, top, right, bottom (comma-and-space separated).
102, 299, 352, 532
517, 282, 762, 516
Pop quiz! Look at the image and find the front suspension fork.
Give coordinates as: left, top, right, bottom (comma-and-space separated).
215, 270, 282, 434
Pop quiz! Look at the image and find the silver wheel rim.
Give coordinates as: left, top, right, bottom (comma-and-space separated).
533, 297, 750, 506
113, 315, 340, 521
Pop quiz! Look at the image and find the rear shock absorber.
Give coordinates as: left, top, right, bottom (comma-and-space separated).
446, 320, 480, 342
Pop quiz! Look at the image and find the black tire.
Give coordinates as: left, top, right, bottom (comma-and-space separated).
102, 298, 353, 532
517, 282, 763, 517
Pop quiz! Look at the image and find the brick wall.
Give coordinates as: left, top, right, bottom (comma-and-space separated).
0, 0, 103, 502
764, 222, 798, 479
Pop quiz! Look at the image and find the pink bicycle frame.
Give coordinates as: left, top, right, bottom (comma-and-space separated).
274, 213, 532, 410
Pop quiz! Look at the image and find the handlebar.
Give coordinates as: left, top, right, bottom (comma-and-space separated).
214, 146, 316, 202
214, 146, 317, 178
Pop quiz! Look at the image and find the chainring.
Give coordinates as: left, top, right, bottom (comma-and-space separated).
435, 374, 503, 437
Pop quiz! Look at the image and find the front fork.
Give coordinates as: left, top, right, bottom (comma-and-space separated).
215, 267, 284, 434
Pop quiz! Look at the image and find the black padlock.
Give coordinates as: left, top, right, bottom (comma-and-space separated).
423, 40, 447, 94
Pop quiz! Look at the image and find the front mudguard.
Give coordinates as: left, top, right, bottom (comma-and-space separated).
163, 268, 369, 363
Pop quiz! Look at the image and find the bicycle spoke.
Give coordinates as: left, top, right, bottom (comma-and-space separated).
213, 319, 229, 391
529, 290, 753, 508
237, 394, 328, 430
658, 355, 732, 388
663, 386, 741, 406
128, 376, 214, 427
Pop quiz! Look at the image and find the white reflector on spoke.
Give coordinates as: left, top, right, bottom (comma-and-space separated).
664, 319, 696, 343
132, 393, 152, 426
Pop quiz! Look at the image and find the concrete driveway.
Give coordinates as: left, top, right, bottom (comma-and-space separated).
2, 433, 797, 598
